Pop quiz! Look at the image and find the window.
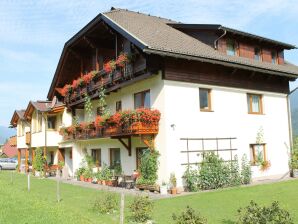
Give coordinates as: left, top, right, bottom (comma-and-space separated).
109, 148, 121, 167
250, 144, 266, 165
91, 149, 101, 167
47, 116, 56, 130
247, 94, 263, 114
136, 147, 148, 170
226, 39, 237, 56
199, 88, 212, 111
116, 101, 122, 112
134, 90, 150, 109
271, 51, 277, 64
70, 149, 72, 160
33, 112, 42, 133
254, 48, 261, 61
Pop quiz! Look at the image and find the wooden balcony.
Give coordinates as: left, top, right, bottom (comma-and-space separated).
61, 122, 159, 141
26, 132, 31, 145
9, 136, 17, 147
64, 63, 140, 107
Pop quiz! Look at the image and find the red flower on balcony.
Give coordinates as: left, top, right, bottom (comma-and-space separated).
83, 73, 93, 85
106, 112, 122, 127
66, 126, 75, 134
95, 115, 104, 128
104, 60, 116, 74
61, 84, 72, 96
72, 79, 79, 89
116, 53, 129, 67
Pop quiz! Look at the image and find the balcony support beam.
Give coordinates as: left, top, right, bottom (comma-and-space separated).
115, 137, 131, 156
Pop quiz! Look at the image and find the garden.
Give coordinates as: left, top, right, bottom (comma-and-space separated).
1, 171, 298, 224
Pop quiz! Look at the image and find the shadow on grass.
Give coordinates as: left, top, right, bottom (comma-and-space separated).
222, 219, 236, 224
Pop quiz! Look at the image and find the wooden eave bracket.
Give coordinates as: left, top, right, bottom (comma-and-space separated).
116, 136, 132, 156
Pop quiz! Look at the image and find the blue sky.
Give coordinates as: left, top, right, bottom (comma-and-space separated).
0, 0, 298, 126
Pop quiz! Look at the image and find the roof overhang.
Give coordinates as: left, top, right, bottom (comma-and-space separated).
144, 48, 298, 79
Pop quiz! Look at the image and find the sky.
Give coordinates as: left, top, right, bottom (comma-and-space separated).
0, 0, 298, 126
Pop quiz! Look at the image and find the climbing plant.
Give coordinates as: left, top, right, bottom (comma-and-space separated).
84, 94, 93, 122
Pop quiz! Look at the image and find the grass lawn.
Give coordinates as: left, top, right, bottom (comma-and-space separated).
1, 171, 298, 224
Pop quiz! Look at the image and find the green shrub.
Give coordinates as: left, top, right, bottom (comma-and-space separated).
33, 148, 46, 172
229, 155, 242, 187
198, 153, 230, 190
237, 201, 293, 224
183, 168, 199, 192
129, 195, 154, 223
93, 192, 118, 214
172, 206, 207, 224
137, 149, 159, 185
240, 154, 252, 185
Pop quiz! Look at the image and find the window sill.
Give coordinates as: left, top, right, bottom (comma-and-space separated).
248, 112, 265, 115
200, 109, 214, 112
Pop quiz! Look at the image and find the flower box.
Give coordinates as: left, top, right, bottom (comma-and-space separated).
136, 184, 160, 192
127, 122, 159, 134
104, 126, 121, 136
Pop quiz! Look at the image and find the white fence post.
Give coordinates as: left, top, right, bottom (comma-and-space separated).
120, 192, 125, 224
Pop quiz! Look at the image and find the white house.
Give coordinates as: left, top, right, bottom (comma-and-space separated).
12, 8, 298, 189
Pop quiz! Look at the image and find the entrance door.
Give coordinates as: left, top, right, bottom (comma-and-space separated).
58, 148, 65, 163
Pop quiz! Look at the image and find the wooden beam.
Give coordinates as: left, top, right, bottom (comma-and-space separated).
32, 149, 35, 172
69, 48, 81, 60
117, 137, 131, 156
83, 36, 96, 49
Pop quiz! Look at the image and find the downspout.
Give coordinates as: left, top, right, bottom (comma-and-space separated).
214, 28, 227, 49
43, 112, 48, 165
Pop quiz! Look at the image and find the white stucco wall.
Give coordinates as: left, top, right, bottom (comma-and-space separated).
161, 80, 291, 186
16, 121, 30, 149
57, 74, 291, 187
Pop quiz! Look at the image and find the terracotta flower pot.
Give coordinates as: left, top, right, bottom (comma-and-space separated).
80, 175, 84, 181
97, 180, 102, 185
87, 178, 92, 183
102, 180, 106, 185
106, 180, 113, 186
171, 187, 177, 195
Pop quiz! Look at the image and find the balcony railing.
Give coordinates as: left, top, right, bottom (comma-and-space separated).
9, 136, 17, 147
26, 132, 31, 145
61, 122, 159, 141
64, 63, 134, 105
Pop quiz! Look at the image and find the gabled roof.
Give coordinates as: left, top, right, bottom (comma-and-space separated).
10, 110, 26, 127
47, 8, 298, 99
103, 9, 298, 76
24, 100, 64, 120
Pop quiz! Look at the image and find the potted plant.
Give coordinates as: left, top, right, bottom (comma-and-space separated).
260, 160, 271, 171
160, 181, 168, 195
76, 167, 85, 181
170, 173, 177, 195
95, 171, 102, 184
83, 169, 92, 182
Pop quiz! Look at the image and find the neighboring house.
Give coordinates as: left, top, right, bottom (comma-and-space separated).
10, 101, 65, 172
12, 8, 298, 187
0, 136, 17, 158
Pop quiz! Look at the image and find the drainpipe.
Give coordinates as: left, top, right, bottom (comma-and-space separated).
43, 113, 48, 163
287, 86, 298, 176
214, 28, 227, 49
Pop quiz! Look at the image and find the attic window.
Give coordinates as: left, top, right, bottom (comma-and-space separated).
226, 39, 237, 56
271, 51, 277, 64
254, 48, 261, 61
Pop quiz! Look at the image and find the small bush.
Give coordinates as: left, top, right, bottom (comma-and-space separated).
229, 156, 242, 187
93, 192, 118, 214
240, 154, 252, 185
172, 206, 207, 224
129, 195, 154, 223
237, 201, 293, 224
198, 153, 231, 190
183, 168, 199, 192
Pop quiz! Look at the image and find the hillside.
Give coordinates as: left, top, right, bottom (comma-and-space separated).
0, 126, 16, 144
